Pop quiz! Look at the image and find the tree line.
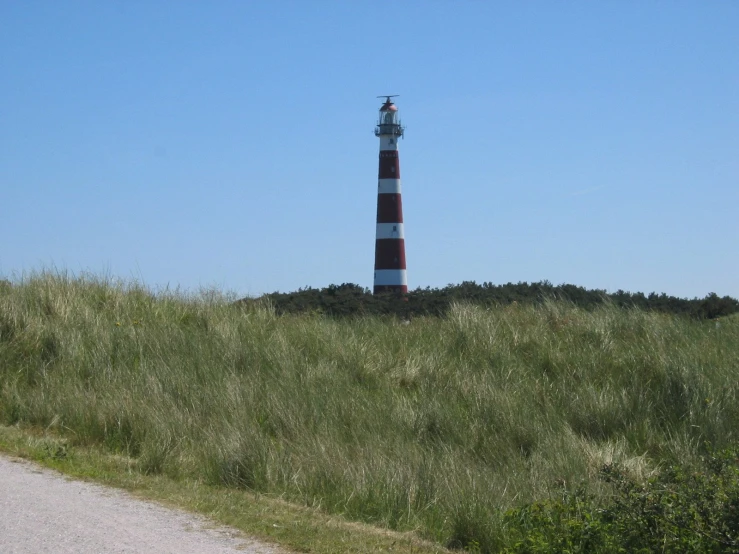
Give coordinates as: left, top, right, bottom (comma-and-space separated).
242, 281, 739, 320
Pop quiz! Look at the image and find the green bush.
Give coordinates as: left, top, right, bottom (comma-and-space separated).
258, 281, 739, 320
503, 447, 739, 553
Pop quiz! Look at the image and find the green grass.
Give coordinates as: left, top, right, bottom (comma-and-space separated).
1, 271, 738, 552
0, 424, 446, 553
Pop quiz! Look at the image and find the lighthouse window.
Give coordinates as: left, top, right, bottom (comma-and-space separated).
393, 225, 397, 231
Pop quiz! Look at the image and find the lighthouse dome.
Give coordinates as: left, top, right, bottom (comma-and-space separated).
374, 97, 404, 138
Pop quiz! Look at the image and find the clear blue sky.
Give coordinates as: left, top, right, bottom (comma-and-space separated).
2, 1, 737, 299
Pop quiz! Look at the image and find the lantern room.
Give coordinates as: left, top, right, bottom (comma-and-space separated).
375, 96, 404, 138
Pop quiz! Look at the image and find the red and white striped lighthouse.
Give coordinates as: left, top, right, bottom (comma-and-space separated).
373, 96, 407, 294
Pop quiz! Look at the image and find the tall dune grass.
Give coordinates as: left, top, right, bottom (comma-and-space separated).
1, 272, 737, 550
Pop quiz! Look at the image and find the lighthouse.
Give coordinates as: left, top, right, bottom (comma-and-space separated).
373, 96, 407, 294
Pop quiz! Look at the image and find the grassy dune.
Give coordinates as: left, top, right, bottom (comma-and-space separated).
1, 273, 738, 551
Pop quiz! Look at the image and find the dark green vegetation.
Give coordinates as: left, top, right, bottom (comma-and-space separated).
255, 281, 739, 320
503, 448, 739, 553
2, 273, 739, 552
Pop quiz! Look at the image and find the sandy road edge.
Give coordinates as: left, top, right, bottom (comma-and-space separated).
0, 453, 286, 553
0, 426, 448, 554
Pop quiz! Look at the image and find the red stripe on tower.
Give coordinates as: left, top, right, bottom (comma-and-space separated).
376, 194, 403, 223
373, 96, 407, 294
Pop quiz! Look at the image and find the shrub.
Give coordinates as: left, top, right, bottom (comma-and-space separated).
502, 447, 739, 553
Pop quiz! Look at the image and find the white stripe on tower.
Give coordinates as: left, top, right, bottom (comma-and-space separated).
373, 96, 407, 294
376, 222, 405, 239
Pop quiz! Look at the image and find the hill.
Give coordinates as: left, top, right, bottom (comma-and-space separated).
2, 273, 739, 552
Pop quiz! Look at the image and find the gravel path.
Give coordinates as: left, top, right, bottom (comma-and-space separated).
0, 455, 284, 553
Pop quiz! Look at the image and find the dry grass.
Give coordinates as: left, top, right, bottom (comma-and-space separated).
1, 271, 738, 551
